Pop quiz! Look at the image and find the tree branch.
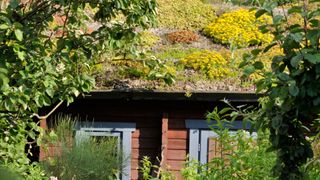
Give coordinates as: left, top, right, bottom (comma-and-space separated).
30, 100, 63, 120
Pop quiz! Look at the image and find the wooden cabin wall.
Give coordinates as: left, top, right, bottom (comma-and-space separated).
42, 97, 251, 180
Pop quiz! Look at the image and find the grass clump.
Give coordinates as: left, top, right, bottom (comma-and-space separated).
157, 0, 216, 30
42, 115, 124, 180
155, 46, 201, 61
203, 8, 273, 47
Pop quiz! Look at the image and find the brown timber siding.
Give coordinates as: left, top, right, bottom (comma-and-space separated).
40, 92, 258, 180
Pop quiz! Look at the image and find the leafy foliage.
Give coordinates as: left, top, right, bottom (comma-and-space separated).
0, 0, 156, 178
139, 156, 175, 180
137, 105, 320, 179
180, 50, 235, 79
240, 0, 320, 178
203, 8, 273, 47
304, 134, 320, 179
157, 0, 216, 30
0, 166, 22, 180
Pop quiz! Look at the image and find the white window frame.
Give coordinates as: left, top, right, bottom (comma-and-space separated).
75, 122, 135, 180
185, 119, 255, 164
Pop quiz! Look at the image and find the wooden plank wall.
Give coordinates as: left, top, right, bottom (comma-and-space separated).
41, 98, 247, 179
45, 99, 164, 180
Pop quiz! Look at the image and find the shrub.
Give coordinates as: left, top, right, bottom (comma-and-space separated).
238, 45, 283, 82
181, 131, 276, 180
203, 8, 273, 47
139, 156, 175, 180
180, 50, 234, 79
158, 0, 216, 30
0, 166, 22, 180
42, 115, 124, 180
166, 31, 199, 44
304, 135, 320, 179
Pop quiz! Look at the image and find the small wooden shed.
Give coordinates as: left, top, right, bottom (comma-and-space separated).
40, 90, 258, 180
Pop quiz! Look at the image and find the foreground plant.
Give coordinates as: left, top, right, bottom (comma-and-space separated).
241, 0, 320, 178
0, 0, 156, 178
42, 115, 123, 180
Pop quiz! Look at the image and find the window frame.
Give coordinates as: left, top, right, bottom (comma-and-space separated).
75, 122, 136, 180
185, 119, 253, 164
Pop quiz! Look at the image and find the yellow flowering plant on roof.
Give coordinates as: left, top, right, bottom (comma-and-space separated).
204, 9, 273, 48
180, 50, 235, 79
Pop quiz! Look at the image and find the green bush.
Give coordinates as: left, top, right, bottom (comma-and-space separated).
180, 50, 235, 79
42, 115, 124, 180
137, 107, 320, 179
139, 156, 175, 180
180, 107, 276, 179
181, 132, 276, 180
157, 0, 216, 30
0, 166, 23, 180
203, 8, 273, 47
304, 135, 320, 179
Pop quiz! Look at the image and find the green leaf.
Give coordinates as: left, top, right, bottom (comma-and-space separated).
243, 65, 255, 76
255, 9, 268, 18
306, 29, 320, 47
307, 86, 318, 97
309, 19, 320, 27
272, 115, 282, 130
4, 98, 15, 111
304, 54, 320, 64
253, 61, 264, 70
277, 73, 291, 81
0, 73, 9, 91
288, 6, 302, 14
263, 42, 277, 53
17, 51, 25, 60
57, 38, 65, 50
34, 95, 42, 107
46, 88, 55, 98
251, 49, 262, 56
43, 95, 51, 106
288, 81, 299, 96
0, 24, 9, 29
14, 29, 23, 41
290, 54, 303, 68
9, 0, 20, 9
313, 97, 320, 105
290, 33, 303, 43
273, 15, 284, 24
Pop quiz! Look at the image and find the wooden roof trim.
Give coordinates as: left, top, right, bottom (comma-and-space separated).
83, 90, 262, 102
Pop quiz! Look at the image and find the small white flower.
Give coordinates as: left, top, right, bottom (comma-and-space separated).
56, 63, 65, 73
50, 176, 58, 180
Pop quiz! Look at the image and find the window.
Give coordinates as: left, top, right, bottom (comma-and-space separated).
75, 122, 135, 180
186, 120, 255, 164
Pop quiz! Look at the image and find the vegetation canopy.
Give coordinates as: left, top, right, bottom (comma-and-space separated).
0, 0, 156, 178
241, 0, 320, 178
